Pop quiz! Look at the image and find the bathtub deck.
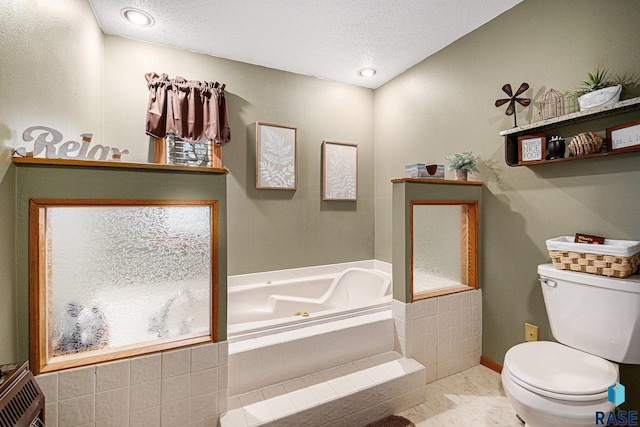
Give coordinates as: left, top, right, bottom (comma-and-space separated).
220, 351, 426, 427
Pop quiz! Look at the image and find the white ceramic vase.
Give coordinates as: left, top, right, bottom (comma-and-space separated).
577, 85, 622, 110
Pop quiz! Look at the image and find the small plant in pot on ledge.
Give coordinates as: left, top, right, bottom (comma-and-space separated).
568, 68, 637, 110
445, 151, 479, 181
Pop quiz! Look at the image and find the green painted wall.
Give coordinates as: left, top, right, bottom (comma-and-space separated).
102, 36, 375, 276
374, 0, 640, 408
0, 0, 104, 364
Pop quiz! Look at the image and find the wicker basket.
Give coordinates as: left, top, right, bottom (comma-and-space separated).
546, 237, 640, 278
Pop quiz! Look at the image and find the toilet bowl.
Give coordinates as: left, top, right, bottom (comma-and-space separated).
502, 341, 616, 427
502, 264, 640, 427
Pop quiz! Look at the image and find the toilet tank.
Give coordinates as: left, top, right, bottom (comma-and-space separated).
538, 263, 640, 364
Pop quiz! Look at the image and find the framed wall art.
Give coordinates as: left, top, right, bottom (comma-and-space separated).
256, 122, 298, 190
518, 134, 546, 164
322, 140, 358, 201
606, 120, 640, 153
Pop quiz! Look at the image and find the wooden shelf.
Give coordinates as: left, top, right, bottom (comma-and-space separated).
12, 157, 229, 174
503, 97, 640, 167
391, 178, 482, 185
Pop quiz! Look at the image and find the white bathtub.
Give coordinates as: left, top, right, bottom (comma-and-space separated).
227, 267, 392, 340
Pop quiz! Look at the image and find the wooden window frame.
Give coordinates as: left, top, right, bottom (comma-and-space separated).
154, 137, 222, 168
410, 200, 478, 302
29, 198, 218, 374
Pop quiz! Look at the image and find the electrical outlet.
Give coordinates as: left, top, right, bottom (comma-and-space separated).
525, 323, 538, 342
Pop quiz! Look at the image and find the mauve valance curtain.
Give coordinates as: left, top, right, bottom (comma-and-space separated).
145, 72, 231, 145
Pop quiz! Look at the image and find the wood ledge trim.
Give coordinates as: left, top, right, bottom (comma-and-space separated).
392, 177, 482, 185
13, 157, 229, 174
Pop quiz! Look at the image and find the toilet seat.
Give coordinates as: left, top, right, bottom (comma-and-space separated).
504, 341, 617, 401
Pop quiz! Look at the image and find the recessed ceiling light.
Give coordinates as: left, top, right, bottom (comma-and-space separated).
120, 7, 155, 27
357, 68, 377, 78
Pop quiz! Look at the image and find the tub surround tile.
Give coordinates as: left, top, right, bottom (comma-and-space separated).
287, 387, 318, 412
239, 389, 266, 406
218, 362, 229, 392
346, 369, 375, 390
243, 400, 274, 427
395, 290, 482, 382
220, 354, 426, 427
437, 296, 451, 314
129, 406, 161, 427
45, 402, 58, 427
326, 375, 357, 397
218, 341, 229, 366
228, 396, 242, 411
261, 384, 286, 400
96, 359, 130, 392
191, 367, 218, 397
229, 311, 393, 396
191, 391, 218, 421
162, 373, 191, 404
221, 408, 249, 427
277, 330, 299, 343
392, 299, 408, 322
218, 388, 229, 415
232, 338, 260, 352
190, 417, 218, 427
35, 372, 58, 402
96, 387, 130, 420
58, 365, 95, 401
191, 343, 219, 372
162, 348, 191, 378
95, 413, 129, 427
256, 334, 281, 347
58, 394, 95, 426
130, 380, 162, 412
130, 354, 162, 385
307, 381, 339, 404
37, 342, 227, 426
264, 393, 297, 419
282, 378, 306, 393
161, 398, 191, 427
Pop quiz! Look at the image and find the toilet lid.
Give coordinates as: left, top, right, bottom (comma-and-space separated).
504, 341, 617, 395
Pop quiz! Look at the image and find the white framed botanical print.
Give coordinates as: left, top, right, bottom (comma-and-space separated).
322, 140, 358, 201
256, 122, 298, 190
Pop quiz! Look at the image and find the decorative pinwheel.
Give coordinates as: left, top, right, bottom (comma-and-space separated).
495, 83, 531, 127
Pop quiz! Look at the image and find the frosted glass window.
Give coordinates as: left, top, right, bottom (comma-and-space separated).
29, 199, 217, 374
411, 201, 477, 300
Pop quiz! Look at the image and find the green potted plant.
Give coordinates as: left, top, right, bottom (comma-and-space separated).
568, 68, 635, 110
445, 151, 479, 181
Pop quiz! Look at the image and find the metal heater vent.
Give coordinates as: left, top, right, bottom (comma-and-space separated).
0, 362, 44, 427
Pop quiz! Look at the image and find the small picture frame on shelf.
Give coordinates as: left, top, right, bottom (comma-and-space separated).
606, 120, 640, 153
518, 134, 546, 164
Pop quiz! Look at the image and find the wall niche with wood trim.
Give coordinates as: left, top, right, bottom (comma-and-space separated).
13, 159, 228, 373
391, 178, 481, 303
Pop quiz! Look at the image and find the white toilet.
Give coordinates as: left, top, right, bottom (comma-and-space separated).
502, 263, 640, 427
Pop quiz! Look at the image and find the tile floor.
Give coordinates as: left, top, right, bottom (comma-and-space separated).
397, 364, 523, 427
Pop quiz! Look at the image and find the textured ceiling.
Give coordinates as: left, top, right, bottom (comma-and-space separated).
88, 0, 521, 89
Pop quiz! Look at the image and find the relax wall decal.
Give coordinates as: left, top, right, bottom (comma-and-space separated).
15, 126, 129, 161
